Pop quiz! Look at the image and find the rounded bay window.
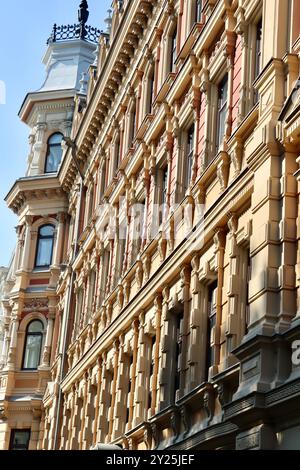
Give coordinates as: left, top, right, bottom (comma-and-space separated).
22, 320, 43, 370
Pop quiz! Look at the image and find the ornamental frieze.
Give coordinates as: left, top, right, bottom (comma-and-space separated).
22, 298, 49, 314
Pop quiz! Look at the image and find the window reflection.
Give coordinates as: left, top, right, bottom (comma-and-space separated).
45, 133, 63, 173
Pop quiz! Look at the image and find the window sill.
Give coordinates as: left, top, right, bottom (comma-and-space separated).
32, 267, 51, 273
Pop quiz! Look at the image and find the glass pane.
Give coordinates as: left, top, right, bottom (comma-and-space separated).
218, 75, 228, 109
36, 237, 53, 267
46, 144, 63, 173
48, 133, 63, 145
40, 225, 54, 237
10, 430, 31, 450
28, 321, 43, 333
218, 107, 226, 148
23, 334, 42, 369
196, 0, 202, 22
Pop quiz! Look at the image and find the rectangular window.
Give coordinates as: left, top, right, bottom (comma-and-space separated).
73, 288, 83, 339
100, 250, 111, 304
170, 27, 178, 73
147, 335, 156, 412
254, 19, 262, 80
132, 200, 145, 262
126, 355, 134, 425
99, 161, 107, 200
205, 281, 217, 380
114, 231, 126, 288
195, 0, 202, 23
114, 137, 121, 173
245, 248, 251, 334
173, 311, 184, 402
129, 105, 137, 147
9, 429, 31, 450
87, 185, 94, 223
159, 165, 168, 226
216, 74, 228, 151
87, 270, 96, 320
148, 69, 155, 114
185, 124, 195, 191
253, 19, 262, 104
106, 370, 114, 422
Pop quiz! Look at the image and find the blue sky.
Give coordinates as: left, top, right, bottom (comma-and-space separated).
0, 0, 110, 267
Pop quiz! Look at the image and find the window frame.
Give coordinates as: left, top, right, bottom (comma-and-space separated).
22, 320, 44, 371
170, 26, 178, 73
147, 334, 156, 416
156, 159, 169, 227
34, 224, 55, 269
128, 101, 137, 149
44, 132, 64, 174
215, 73, 228, 153
173, 310, 184, 402
253, 17, 263, 105
184, 123, 195, 192
146, 66, 155, 115
9, 429, 31, 450
205, 280, 218, 381
195, 0, 203, 23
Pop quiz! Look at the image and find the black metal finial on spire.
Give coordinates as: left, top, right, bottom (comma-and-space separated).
78, 0, 89, 39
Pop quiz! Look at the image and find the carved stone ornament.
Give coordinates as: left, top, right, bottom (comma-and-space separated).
23, 298, 49, 313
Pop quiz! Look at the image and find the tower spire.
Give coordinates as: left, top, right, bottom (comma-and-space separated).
78, 0, 89, 39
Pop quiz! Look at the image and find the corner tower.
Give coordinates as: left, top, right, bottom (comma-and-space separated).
0, 2, 100, 451
20, 0, 99, 177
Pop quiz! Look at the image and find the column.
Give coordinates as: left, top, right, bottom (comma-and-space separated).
52, 212, 66, 268
59, 396, 69, 450
191, 61, 201, 184
212, 228, 226, 376
199, 53, 211, 171
225, 214, 240, 357
92, 357, 102, 446
235, 6, 249, 125
133, 314, 147, 427
158, 287, 172, 411
7, 312, 19, 369
0, 328, 9, 367
187, 255, 202, 391
276, 151, 298, 332
12, 225, 23, 275
151, 295, 162, 416
30, 121, 47, 175
127, 319, 139, 432
40, 315, 55, 368
20, 215, 33, 271
179, 265, 191, 398
98, 353, 111, 443
108, 339, 120, 443
112, 335, 126, 440
81, 372, 92, 450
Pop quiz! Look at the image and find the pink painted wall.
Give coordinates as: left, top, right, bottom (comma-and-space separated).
197, 91, 206, 178
231, 35, 242, 131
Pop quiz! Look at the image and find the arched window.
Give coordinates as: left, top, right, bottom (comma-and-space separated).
22, 320, 43, 370
45, 133, 63, 173
35, 225, 55, 268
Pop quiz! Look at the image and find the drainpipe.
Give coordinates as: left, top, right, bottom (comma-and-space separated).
53, 138, 85, 450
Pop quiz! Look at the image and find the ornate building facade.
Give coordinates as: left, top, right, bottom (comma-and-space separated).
1, 0, 300, 451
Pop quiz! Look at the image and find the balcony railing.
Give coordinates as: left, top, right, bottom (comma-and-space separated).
47, 23, 101, 45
